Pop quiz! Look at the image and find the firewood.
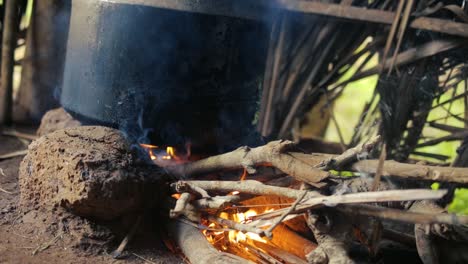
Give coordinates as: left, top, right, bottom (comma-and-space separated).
250, 240, 308, 264
193, 195, 241, 210
169, 220, 250, 264
173, 180, 321, 200
338, 204, 468, 225
316, 135, 380, 170
269, 224, 317, 260
170, 193, 192, 218
207, 216, 265, 236
292, 152, 468, 184
306, 210, 354, 264
241, 189, 447, 221
168, 140, 329, 185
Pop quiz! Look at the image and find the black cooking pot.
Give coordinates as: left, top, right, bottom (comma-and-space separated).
61, 0, 270, 151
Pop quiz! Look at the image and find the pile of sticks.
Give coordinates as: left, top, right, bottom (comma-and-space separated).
165, 137, 468, 263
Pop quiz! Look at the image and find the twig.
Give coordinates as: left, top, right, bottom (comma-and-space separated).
0, 168, 5, 177
111, 215, 142, 259
0, 149, 28, 160
168, 140, 329, 185
388, 0, 414, 75
32, 232, 62, 255
208, 216, 265, 236
132, 253, 157, 264
380, 0, 404, 74
250, 189, 447, 220
172, 180, 321, 200
338, 204, 468, 225
0, 185, 13, 194
317, 135, 380, 170
291, 151, 468, 184
2, 129, 38, 141
176, 182, 211, 198
193, 195, 241, 210
276, 0, 468, 37
170, 193, 192, 218
371, 143, 386, 191
264, 190, 307, 239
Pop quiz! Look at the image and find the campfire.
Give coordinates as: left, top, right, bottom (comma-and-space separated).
3, 0, 468, 263
125, 136, 465, 263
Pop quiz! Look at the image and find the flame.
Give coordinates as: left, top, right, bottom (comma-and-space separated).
203, 208, 268, 252
140, 144, 190, 166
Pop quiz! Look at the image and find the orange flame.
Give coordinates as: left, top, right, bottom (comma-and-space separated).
140, 144, 190, 166
203, 208, 268, 250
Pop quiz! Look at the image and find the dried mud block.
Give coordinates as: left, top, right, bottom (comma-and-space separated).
19, 126, 166, 220
37, 107, 82, 136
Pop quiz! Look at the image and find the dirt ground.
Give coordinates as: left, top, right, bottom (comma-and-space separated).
0, 128, 183, 264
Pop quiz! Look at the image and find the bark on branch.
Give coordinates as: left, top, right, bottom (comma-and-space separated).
292, 152, 468, 184
168, 140, 329, 184
169, 220, 250, 264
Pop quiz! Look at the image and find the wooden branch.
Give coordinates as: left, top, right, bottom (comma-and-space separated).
111, 0, 468, 37
317, 135, 380, 170
170, 193, 191, 218
351, 159, 468, 184
292, 152, 468, 184
168, 140, 329, 184
172, 180, 321, 200
264, 190, 307, 238
338, 204, 468, 225
410, 201, 443, 263
306, 210, 354, 264
193, 195, 241, 210
2, 129, 38, 141
269, 224, 317, 259
0, 0, 18, 125
111, 215, 142, 259
0, 149, 28, 160
169, 220, 249, 264
208, 216, 265, 236
250, 240, 308, 264
250, 189, 447, 221
277, 0, 468, 37
169, 193, 200, 222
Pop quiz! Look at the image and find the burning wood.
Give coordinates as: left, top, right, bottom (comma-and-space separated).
162, 136, 468, 264
17, 126, 468, 263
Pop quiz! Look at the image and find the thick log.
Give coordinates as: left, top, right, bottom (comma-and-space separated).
169, 220, 250, 264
